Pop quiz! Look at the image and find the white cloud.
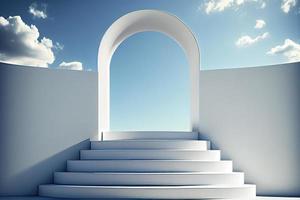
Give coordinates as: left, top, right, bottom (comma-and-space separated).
204, 0, 234, 14
267, 39, 300, 62
260, 1, 266, 8
0, 16, 55, 67
281, 0, 297, 13
254, 19, 266, 29
54, 42, 64, 51
29, 2, 47, 19
235, 32, 269, 47
59, 61, 83, 71
202, 0, 266, 14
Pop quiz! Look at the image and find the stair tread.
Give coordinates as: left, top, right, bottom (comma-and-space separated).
102, 131, 196, 133
91, 140, 210, 150
82, 149, 218, 151
55, 172, 242, 174
39, 184, 255, 199
92, 139, 206, 142
69, 160, 231, 162
80, 149, 220, 160
40, 184, 255, 188
101, 131, 199, 141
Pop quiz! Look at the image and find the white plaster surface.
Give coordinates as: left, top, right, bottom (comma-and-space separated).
0, 196, 299, 200
98, 10, 200, 132
0, 62, 299, 197
199, 62, 300, 196
0, 62, 97, 195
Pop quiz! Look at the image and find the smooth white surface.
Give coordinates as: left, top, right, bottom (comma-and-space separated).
39, 134, 253, 198
0, 62, 97, 196
1, 196, 298, 200
80, 149, 221, 160
102, 131, 199, 140
54, 172, 244, 185
1, 62, 300, 196
199, 62, 300, 196
91, 140, 210, 150
39, 184, 256, 199
66, 160, 233, 172
98, 10, 200, 132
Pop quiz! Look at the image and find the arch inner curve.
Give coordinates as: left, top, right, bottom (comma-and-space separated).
98, 10, 200, 133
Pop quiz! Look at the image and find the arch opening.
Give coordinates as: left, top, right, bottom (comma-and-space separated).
98, 10, 200, 133
110, 31, 190, 131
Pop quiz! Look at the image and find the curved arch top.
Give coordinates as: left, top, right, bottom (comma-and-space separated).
98, 10, 200, 132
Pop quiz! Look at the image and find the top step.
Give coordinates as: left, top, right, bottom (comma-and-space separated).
101, 131, 199, 141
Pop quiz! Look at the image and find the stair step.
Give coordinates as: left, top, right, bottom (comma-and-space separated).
67, 160, 232, 172
101, 131, 199, 140
91, 140, 210, 150
54, 172, 244, 186
80, 149, 220, 160
39, 184, 256, 199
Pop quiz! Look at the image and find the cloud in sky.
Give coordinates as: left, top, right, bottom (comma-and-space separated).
0, 16, 55, 67
260, 1, 266, 8
59, 61, 83, 70
267, 39, 300, 62
202, 0, 266, 14
203, 0, 234, 14
236, 32, 269, 47
28, 2, 47, 19
281, 0, 297, 13
254, 19, 266, 29
54, 42, 64, 51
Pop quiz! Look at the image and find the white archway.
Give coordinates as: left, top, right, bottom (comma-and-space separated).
98, 10, 200, 133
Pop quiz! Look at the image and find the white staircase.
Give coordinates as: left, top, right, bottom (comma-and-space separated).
39, 131, 256, 199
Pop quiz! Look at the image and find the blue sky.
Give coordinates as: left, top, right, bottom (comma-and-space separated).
0, 0, 299, 130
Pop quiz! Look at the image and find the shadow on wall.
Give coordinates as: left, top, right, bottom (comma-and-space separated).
0, 140, 90, 195
199, 62, 300, 197
0, 62, 98, 195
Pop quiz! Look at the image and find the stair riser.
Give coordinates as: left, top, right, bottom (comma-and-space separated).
80, 150, 220, 160
91, 141, 210, 150
54, 172, 244, 186
67, 160, 232, 172
39, 185, 256, 199
102, 131, 198, 140
38, 131, 256, 199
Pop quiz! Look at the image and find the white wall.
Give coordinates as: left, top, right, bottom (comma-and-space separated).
0, 61, 299, 196
0, 62, 97, 195
199, 62, 300, 196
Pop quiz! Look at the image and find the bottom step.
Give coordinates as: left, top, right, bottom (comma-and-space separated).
39, 184, 256, 199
